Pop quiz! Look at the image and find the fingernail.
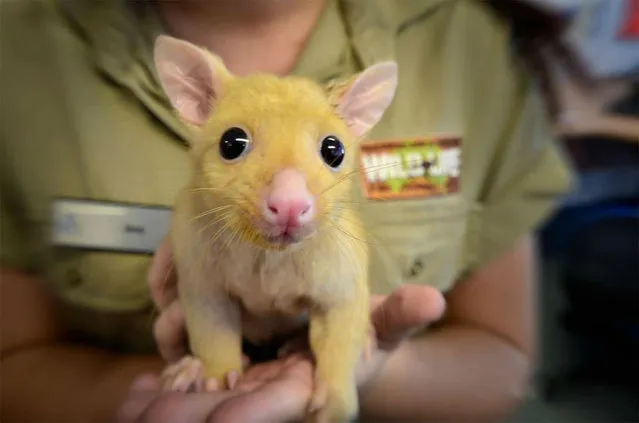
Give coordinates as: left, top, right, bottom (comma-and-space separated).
226, 371, 239, 390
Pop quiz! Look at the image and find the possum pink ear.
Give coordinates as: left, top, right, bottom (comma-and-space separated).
336, 62, 398, 137
153, 35, 231, 126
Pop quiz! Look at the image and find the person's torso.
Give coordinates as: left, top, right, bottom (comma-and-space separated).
0, 0, 516, 352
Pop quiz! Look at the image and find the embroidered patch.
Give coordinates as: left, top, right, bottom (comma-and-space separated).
359, 136, 461, 200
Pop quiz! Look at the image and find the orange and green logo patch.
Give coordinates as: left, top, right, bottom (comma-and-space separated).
359, 136, 461, 200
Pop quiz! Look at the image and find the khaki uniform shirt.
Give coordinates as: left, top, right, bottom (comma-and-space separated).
0, 0, 573, 353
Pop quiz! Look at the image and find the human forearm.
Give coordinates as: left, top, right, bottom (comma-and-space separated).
359, 324, 531, 423
594, 115, 639, 143
1, 344, 163, 422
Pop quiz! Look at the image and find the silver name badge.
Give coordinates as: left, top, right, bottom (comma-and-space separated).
51, 198, 172, 254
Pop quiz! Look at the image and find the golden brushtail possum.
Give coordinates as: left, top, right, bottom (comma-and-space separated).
153, 34, 397, 423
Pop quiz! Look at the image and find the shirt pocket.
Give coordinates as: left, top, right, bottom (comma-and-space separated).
361, 194, 470, 294
44, 247, 157, 352
46, 247, 154, 313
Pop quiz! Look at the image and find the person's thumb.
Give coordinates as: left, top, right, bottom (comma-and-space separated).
371, 284, 446, 351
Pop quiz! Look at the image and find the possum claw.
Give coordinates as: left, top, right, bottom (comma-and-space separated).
226, 370, 239, 390
307, 373, 358, 423
161, 355, 206, 393
308, 378, 328, 413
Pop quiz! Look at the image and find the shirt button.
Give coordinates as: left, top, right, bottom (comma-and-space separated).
406, 258, 424, 278
66, 268, 83, 288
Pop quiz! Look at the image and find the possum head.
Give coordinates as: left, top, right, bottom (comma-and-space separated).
154, 35, 397, 249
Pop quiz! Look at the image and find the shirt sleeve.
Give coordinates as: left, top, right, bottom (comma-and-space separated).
466, 89, 575, 271
461, 1, 576, 272
0, 139, 42, 271
0, 182, 39, 272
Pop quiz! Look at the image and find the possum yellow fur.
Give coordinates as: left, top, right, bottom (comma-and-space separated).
153, 35, 398, 423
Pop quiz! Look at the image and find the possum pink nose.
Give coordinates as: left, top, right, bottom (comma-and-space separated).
266, 199, 312, 228
264, 169, 315, 228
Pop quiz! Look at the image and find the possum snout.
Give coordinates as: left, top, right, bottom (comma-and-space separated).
263, 169, 315, 230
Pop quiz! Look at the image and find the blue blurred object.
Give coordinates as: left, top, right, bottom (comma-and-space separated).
566, 0, 639, 79
538, 199, 639, 401
540, 200, 639, 257
531, 0, 639, 78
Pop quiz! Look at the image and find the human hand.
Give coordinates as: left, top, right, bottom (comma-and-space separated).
277, 284, 446, 389
146, 237, 189, 363
116, 352, 315, 423
554, 69, 632, 137
142, 238, 446, 422
120, 283, 445, 423
362, 284, 446, 386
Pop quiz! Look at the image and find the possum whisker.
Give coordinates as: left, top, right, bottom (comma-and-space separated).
318, 210, 387, 250
331, 199, 368, 206
322, 207, 375, 231
318, 169, 360, 197
187, 187, 238, 195
200, 213, 238, 259
197, 210, 235, 238
189, 204, 236, 224
323, 201, 362, 214
327, 230, 362, 283
208, 218, 235, 251
356, 158, 430, 177
222, 223, 243, 254
318, 161, 403, 197
208, 221, 237, 294
323, 219, 379, 247
160, 260, 175, 299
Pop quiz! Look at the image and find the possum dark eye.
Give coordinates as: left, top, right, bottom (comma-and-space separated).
320, 136, 345, 169
219, 127, 250, 161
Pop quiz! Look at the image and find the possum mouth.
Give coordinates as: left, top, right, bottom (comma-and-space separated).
265, 231, 298, 246
249, 216, 317, 248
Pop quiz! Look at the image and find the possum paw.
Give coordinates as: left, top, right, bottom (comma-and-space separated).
307, 378, 328, 414
306, 377, 357, 423
161, 355, 213, 393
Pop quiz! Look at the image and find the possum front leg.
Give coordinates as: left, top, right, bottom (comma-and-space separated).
307, 287, 370, 423
180, 286, 244, 388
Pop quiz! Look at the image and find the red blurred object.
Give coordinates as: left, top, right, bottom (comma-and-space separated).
619, 0, 639, 39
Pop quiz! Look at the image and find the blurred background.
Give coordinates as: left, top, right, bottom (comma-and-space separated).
510, 0, 638, 421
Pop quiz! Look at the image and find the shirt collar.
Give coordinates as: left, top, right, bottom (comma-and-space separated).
57, 0, 453, 142
58, 0, 193, 141
290, 0, 352, 83
58, 0, 453, 79
340, 0, 453, 68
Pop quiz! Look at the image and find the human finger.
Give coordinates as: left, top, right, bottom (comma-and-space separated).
234, 355, 301, 392
116, 374, 162, 423
372, 284, 446, 350
134, 391, 240, 423
238, 355, 297, 386
148, 237, 178, 310
370, 294, 386, 312
153, 300, 189, 363
208, 356, 313, 423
